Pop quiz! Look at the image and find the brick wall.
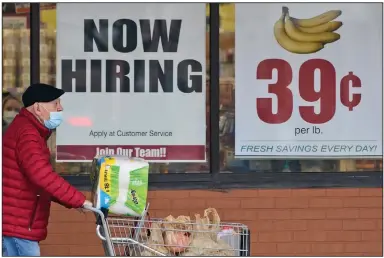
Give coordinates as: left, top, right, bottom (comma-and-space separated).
41, 188, 383, 256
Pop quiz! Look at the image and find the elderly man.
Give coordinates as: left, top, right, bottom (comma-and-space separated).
2, 83, 92, 256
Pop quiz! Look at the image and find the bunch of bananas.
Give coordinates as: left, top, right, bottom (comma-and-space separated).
274, 6, 342, 54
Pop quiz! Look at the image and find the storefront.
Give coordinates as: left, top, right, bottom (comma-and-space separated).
2, 3, 383, 256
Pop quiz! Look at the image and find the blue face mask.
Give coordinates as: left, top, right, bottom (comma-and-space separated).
41, 105, 63, 129
44, 111, 63, 129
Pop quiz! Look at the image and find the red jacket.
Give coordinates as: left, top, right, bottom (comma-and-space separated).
2, 108, 86, 241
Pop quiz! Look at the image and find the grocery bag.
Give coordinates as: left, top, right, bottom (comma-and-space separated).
90, 156, 149, 216
181, 208, 235, 256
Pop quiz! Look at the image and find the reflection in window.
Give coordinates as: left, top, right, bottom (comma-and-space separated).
2, 6, 30, 132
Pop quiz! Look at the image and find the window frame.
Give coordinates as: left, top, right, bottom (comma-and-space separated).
28, 3, 382, 191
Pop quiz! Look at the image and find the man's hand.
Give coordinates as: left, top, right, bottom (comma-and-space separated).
77, 200, 93, 213
82, 200, 93, 208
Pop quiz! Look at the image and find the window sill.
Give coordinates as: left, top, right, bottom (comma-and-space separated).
63, 171, 383, 191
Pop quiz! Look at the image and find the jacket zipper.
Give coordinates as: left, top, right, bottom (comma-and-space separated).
28, 195, 40, 231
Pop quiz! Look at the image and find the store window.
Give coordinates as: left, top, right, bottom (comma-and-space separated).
2, 3, 29, 133
2, 3, 209, 174
2, 3, 382, 178
218, 3, 382, 173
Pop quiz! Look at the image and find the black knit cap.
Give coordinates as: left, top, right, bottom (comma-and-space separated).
22, 83, 65, 108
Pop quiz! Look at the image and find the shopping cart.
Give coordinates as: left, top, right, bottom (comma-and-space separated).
85, 206, 250, 256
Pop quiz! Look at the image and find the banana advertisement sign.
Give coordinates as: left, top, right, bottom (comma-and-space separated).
274, 7, 341, 54
235, 3, 383, 158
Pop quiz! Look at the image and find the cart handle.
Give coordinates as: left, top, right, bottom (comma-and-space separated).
82, 206, 108, 239
82, 206, 108, 240
96, 225, 106, 241
83, 205, 105, 217
82, 206, 115, 256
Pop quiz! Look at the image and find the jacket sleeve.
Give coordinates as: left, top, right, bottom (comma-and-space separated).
16, 128, 86, 209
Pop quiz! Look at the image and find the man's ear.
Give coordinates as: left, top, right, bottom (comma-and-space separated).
33, 103, 42, 115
